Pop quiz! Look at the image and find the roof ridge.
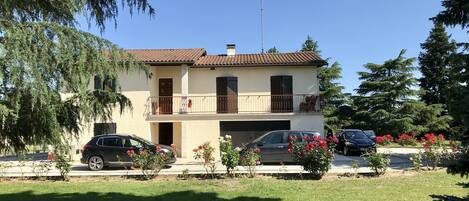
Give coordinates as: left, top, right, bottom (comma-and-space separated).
126, 48, 205, 51
204, 51, 317, 57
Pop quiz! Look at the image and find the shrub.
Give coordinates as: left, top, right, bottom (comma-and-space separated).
362, 151, 390, 176
193, 142, 217, 178
0, 162, 12, 180
351, 160, 360, 177
54, 145, 72, 181
127, 146, 169, 180
376, 134, 394, 145
326, 135, 339, 152
32, 160, 53, 178
219, 135, 240, 176
396, 133, 418, 146
239, 148, 260, 178
421, 133, 446, 170
410, 152, 423, 171
288, 135, 334, 179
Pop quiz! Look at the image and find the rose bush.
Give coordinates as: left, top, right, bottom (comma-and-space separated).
193, 142, 217, 178
288, 135, 334, 179
375, 134, 394, 145
127, 146, 169, 180
219, 135, 240, 176
420, 133, 446, 170
396, 133, 418, 146
239, 147, 260, 178
362, 151, 390, 176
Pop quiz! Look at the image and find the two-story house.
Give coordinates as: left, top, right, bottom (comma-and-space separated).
78, 45, 327, 159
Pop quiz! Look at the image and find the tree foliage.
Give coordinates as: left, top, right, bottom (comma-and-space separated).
434, 0, 469, 136
353, 50, 451, 135
301, 35, 321, 54
300, 36, 345, 131
418, 22, 457, 106
0, 0, 154, 153
266, 47, 279, 53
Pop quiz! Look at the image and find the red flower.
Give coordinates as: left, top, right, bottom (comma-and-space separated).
438, 134, 445, 141
303, 135, 310, 141
288, 148, 293, 153
126, 149, 135, 157
253, 147, 261, 153
198, 145, 203, 150
193, 148, 198, 152
155, 145, 162, 152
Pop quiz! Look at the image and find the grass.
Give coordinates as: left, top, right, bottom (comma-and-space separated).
0, 172, 467, 201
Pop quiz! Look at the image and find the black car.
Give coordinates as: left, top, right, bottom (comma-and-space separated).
81, 134, 176, 171
363, 130, 376, 141
243, 130, 321, 164
336, 129, 376, 156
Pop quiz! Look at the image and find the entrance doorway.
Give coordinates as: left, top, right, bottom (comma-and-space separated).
158, 122, 173, 145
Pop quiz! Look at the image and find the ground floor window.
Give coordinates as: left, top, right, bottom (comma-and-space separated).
93, 123, 117, 136
220, 121, 290, 147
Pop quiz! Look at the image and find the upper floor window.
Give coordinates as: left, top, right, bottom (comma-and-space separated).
94, 75, 116, 91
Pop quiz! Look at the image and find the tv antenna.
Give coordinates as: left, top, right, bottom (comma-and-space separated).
260, 0, 265, 53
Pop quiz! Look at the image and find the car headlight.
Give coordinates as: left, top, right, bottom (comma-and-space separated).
345, 142, 353, 146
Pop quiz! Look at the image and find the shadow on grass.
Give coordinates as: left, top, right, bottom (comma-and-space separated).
0, 190, 281, 201
430, 182, 469, 201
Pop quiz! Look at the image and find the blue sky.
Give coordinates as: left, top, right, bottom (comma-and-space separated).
78, 0, 468, 93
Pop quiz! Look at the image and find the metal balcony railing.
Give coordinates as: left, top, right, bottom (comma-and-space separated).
146, 94, 322, 116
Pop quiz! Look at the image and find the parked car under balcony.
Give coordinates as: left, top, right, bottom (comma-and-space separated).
241, 130, 321, 164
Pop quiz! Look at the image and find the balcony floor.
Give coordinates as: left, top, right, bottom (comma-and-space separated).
145, 112, 322, 122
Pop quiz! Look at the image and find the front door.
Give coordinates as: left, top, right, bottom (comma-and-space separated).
159, 123, 173, 145
159, 79, 173, 114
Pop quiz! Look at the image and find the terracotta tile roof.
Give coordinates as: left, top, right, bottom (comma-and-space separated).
126, 48, 326, 67
193, 52, 327, 67
126, 48, 206, 64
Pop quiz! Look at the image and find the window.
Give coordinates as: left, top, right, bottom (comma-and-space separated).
216, 77, 238, 113
102, 137, 123, 147
94, 75, 116, 91
125, 138, 143, 148
287, 131, 302, 143
93, 123, 116, 136
271, 75, 293, 112
264, 132, 284, 144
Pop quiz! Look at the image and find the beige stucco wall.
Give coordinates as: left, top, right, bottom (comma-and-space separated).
75, 70, 151, 147
182, 120, 220, 159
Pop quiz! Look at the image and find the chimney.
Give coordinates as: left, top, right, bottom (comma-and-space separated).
226, 44, 236, 56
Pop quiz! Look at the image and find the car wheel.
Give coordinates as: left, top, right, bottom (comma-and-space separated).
88, 156, 104, 171
343, 146, 349, 156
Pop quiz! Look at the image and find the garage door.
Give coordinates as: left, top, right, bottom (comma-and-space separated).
220, 121, 290, 147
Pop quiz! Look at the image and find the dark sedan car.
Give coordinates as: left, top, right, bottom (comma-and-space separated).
336, 129, 376, 156
242, 130, 321, 164
81, 134, 176, 171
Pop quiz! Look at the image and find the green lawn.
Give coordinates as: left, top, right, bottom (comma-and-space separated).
0, 172, 467, 201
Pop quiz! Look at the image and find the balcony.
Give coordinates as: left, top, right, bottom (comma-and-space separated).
145, 94, 322, 117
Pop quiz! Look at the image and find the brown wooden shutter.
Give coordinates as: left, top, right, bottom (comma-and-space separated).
271, 75, 293, 112
217, 77, 238, 113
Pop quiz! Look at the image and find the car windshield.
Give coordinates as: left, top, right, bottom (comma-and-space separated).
344, 131, 368, 140
363, 131, 375, 137
132, 135, 154, 146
